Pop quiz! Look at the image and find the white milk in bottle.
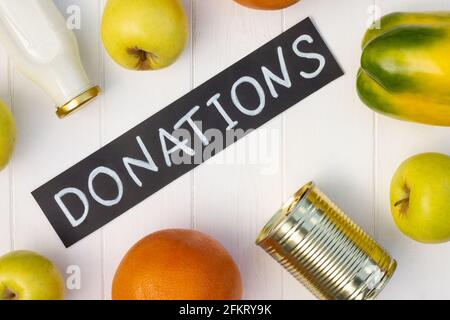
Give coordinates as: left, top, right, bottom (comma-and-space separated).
0, 0, 100, 118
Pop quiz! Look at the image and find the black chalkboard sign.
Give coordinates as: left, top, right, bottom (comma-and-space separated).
32, 18, 344, 247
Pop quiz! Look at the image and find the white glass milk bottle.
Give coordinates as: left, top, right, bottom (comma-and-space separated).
0, 0, 100, 118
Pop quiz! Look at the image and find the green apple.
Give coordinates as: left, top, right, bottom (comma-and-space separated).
0, 251, 65, 300
101, 0, 189, 71
0, 99, 15, 171
390, 152, 450, 243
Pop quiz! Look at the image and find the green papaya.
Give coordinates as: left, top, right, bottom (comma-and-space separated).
357, 12, 450, 126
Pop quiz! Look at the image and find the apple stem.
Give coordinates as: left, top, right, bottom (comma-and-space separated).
1, 288, 17, 300
127, 47, 158, 70
394, 197, 410, 215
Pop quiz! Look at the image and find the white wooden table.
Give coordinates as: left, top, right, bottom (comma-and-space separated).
0, 0, 449, 300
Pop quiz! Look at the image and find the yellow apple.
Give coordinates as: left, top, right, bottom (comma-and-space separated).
0, 251, 65, 300
0, 99, 15, 171
101, 0, 189, 71
390, 152, 450, 243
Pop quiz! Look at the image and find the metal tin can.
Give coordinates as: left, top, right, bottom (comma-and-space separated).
256, 182, 397, 300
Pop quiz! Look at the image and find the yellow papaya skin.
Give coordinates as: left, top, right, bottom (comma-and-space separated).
357, 69, 450, 126
363, 12, 450, 47
358, 12, 450, 126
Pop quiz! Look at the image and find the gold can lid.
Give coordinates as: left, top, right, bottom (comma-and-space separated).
56, 86, 101, 119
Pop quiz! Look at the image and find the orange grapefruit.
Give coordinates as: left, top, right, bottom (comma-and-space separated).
112, 229, 243, 300
233, 0, 300, 10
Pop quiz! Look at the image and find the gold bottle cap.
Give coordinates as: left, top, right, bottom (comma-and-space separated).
56, 86, 101, 119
